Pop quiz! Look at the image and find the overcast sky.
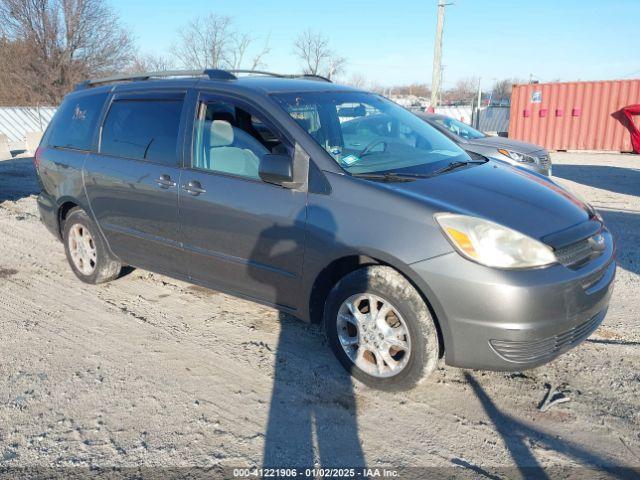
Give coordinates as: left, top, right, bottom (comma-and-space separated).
110, 0, 640, 88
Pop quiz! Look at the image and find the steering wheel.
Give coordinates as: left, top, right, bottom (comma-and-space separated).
357, 139, 387, 158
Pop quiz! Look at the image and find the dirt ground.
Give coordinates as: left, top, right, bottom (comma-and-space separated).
0, 152, 638, 478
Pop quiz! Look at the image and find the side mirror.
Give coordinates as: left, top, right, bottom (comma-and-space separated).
259, 153, 293, 186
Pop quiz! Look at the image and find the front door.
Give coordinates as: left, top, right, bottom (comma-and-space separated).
84, 91, 187, 275
178, 94, 307, 311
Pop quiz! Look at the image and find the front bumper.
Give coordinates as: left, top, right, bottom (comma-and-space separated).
410, 231, 615, 371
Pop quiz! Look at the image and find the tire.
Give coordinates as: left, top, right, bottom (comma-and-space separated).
324, 265, 440, 391
62, 208, 121, 284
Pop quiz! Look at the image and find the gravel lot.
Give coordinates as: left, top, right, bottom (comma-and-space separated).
0, 152, 638, 478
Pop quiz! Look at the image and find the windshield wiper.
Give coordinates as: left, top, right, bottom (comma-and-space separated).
352, 172, 429, 182
431, 160, 484, 176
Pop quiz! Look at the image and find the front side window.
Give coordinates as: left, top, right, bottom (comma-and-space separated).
100, 99, 183, 166
191, 100, 288, 180
48, 93, 107, 151
274, 92, 471, 175
432, 116, 486, 140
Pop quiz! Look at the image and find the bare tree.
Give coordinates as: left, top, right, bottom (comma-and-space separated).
0, 0, 134, 104
444, 77, 479, 105
172, 14, 270, 71
347, 73, 368, 89
390, 83, 431, 97
0, 35, 34, 104
172, 14, 232, 69
128, 53, 176, 73
227, 32, 271, 70
248, 33, 271, 71
326, 55, 346, 81
228, 32, 251, 70
491, 78, 513, 105
367, 82, 385, 94
293, 29, 346, 79
490, 78, 527, 105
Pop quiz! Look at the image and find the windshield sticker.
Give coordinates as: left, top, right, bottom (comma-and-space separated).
341, 154, 360, 166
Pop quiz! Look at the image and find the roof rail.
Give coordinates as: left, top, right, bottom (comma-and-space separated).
74, 69, 236, 90
74, 68, 332, 90
227, 70, 332, 83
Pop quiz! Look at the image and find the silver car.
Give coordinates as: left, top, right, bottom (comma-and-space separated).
419, 113, 552, 176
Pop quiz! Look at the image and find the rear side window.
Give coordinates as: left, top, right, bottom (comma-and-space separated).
100, 99, 183, 166
48, 93, 107, 151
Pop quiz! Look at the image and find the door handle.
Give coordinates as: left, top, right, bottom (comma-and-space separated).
184, 180, 207, 196
157, 174, 176, 189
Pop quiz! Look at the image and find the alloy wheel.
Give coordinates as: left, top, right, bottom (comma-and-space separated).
336, 293, 412, 378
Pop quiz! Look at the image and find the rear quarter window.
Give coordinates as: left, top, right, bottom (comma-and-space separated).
100, 99, 183, 166
47, 93, 107, 151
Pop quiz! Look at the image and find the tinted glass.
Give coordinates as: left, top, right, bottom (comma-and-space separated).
275, 92, 470, 175
192, 101, 288, 180
432, 116, 485, 140
101, 99, 183, 165
48, 93, 107, 151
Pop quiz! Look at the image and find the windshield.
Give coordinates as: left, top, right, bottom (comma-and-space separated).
273, 91, 471, 175
431, 116, 486, 140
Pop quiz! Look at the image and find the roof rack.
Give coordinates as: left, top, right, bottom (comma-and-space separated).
75, 69, 235, 90
75, 69, 331, 90
227, 70, 332, 83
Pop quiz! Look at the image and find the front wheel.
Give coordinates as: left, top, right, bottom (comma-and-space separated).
324, 266, 440, 390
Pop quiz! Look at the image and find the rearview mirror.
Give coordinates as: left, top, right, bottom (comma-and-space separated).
337, 105, 366, 118
259, 153, 293, 186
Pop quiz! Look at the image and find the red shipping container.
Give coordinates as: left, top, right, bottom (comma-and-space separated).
508, 79, 640, 152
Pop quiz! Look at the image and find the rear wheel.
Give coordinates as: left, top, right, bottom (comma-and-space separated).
63, 208, 121, 284
324, 265, 440, 390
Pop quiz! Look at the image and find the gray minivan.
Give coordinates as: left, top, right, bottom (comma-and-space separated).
35, 70, 615, 390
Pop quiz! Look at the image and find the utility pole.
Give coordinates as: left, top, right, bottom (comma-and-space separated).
474, 77, 482, 128
430, 1, 451, 109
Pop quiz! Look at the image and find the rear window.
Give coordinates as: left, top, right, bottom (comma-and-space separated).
100, 99, 183, 166
48, 93, 107, 151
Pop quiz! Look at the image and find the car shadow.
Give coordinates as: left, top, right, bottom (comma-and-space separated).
0, 157, 39, 203
596, 208, 640, 275
262, 312, 366, 470
553, 163, 640, 197
553, 163, 640, 275
464, 372, 638, 479
248, 208, 366, 470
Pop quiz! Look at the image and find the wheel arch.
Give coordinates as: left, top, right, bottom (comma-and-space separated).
55, 198, 119, 260
307, 251, 446, 357
56, 198, 80, 238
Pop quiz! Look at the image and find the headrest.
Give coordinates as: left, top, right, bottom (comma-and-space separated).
211, 120, 234, 147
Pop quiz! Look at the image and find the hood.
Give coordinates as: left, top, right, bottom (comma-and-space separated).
392, 161, 590, 240
466, 135, 544, 154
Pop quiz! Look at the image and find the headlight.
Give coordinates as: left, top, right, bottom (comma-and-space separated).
434, 213, 557, 269
498, 148, 537, 164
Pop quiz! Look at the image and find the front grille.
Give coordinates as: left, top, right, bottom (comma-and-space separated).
489, 312, 603, 364
555, 238, 594, 267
